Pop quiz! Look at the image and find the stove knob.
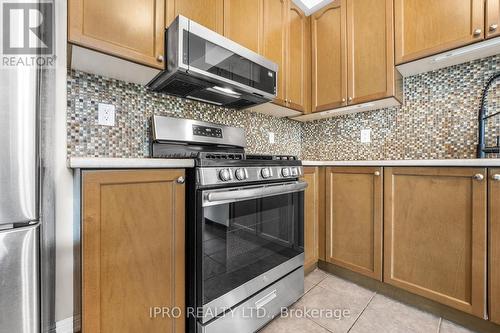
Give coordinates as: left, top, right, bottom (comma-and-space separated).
235, 168, 247, 180
261, 168, 271, 179
281, 168, 291, 177
290, 167, 299, 177
219, 169, 231, 182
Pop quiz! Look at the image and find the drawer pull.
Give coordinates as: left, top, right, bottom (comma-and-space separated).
374, 171, 381, 176
255, 290, 277, 309
492, 174, 500, 181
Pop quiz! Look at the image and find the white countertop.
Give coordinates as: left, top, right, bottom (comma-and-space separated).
69, 157, 500, 169
68, 157, 195, 169
302, 159, 500, 167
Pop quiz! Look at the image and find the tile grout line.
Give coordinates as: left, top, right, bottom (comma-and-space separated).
346, 291, 378, 333
437, 317, 442, 333
306, 316, 336, 333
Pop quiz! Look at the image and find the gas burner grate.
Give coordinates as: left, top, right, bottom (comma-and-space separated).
201, 152, 245, 160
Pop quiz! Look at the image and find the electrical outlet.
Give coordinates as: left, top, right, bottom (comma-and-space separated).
268, 132, 275, 144
361, 129, 371, 143
98, 103, 116, 126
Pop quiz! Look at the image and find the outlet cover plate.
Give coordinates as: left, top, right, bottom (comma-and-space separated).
98, 103, 116, 126
268, 132, 275, 144
361, 129, 371, 143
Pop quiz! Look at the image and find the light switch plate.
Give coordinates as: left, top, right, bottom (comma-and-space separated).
361, 129, 371, 143
98, 103, 116, 126
268, 132, 275, 144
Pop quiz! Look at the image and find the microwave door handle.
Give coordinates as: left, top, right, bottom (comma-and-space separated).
204, 181, 308, 206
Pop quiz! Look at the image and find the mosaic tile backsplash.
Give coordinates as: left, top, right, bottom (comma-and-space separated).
301, 54, 500, 160
67, 54, 500, 161
67, 70, 302, 158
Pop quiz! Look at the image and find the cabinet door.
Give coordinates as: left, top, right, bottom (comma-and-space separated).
394, 0, 485, 64
262, 0, 287, 107
82, 170, 185, 333
68, 0, 165, 69
489, 169, 500, 325
311, 1, 347, 112
302, 167, 319, 271
347, 0, 394, 105
287, 2, 311, 113
166, 0, 224, 33
325, 167, 383, 280
486, 0, 500, 39
384, 167, 487, 318
223, 0, 263, 54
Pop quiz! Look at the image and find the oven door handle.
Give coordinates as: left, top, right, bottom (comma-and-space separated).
203, 181, 308, 207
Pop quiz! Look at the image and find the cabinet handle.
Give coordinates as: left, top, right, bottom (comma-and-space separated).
157, 55, 164, 62
176, 176, 185, 184
474, 174, 484, 181
374, 171, 381, 176
342, 98, 346, 103
492, 174, 500, 181
490, 24, 498, 32
348, 97, 353, 103
473, 28, 482, 37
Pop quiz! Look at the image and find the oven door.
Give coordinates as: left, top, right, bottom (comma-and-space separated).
197, 181, 306, 322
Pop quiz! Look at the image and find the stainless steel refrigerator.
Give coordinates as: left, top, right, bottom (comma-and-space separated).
0, 66, 40, 332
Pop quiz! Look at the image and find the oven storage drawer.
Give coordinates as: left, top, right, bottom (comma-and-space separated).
198, 267, 304, 333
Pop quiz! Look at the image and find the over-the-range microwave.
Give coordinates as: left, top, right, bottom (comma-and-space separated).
147, 15, 278, 109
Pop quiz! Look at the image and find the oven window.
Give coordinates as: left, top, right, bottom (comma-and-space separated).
184, 31, 277, 95
201, 191, 303, 305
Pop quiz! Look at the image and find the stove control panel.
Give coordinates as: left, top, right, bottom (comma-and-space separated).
198, 166, 303, 186
192, 125, 223, 138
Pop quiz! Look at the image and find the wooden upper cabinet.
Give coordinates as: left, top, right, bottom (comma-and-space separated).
223, 0, 263, 53
489, 169, 500, 325
384, 167, 487, 318
486, 0, 500, 39
312, 1, 347, 112
287, 2, 311, 113
325, 167, 383, 281
68, 0, 165, 69
394, 0, 485, 64
166, 0, 224, 33
347, 0, 396, 104
262, 0, 288, 106
302, 167, 320, 271
82, 170, 185, 333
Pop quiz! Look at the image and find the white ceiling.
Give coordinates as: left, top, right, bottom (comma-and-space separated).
292, 0, 334, 16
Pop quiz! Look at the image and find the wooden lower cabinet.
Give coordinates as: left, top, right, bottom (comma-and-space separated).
489, 169, 500, 324
384, 167, 487, 318
325, 167, 383, 280
82, 170, 185, 333
302, 167, 320, 271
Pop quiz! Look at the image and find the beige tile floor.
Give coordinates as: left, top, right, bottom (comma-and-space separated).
259, 269, 477, 333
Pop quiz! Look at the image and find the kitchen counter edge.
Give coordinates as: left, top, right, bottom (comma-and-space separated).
302, 159, 500, 167
68, 157, 195, 169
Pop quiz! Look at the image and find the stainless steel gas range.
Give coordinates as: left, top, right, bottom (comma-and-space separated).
151, 116, 306, 333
